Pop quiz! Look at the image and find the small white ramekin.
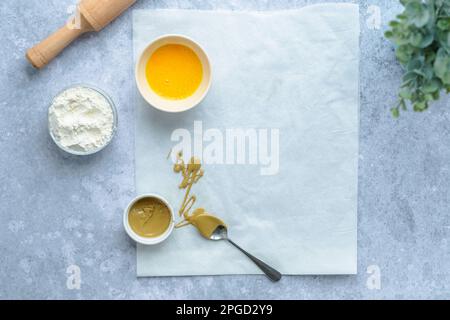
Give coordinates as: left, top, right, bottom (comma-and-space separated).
123, 193, 175, 245
135, 34, 212, 113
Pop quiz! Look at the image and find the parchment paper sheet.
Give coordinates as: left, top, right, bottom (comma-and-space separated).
134, 4, 359, 276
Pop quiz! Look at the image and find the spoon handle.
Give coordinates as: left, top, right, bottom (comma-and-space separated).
227, 238, 282, 282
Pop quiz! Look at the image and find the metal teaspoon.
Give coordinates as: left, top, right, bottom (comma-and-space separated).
209, 225, 282, 282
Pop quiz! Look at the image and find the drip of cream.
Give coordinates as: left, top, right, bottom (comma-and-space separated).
173, 151, 226, 238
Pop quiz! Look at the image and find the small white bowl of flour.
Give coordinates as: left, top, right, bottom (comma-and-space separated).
48, 85, 117, 155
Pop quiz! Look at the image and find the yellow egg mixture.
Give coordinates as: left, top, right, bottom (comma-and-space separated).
146, 44, 203, 100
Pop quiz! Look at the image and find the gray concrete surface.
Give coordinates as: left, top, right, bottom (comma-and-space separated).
0, 0, 449, 299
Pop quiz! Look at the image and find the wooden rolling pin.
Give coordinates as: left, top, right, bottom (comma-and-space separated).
26, 0, 136, 69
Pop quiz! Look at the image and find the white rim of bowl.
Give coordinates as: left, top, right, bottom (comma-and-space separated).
123, 193, 175, 245
135, 34, 212, 113
48, 84, 118, 156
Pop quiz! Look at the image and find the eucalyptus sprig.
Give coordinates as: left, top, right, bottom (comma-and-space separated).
385, 0, 450, 117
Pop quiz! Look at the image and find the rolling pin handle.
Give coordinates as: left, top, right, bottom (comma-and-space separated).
26, 23, 86, 69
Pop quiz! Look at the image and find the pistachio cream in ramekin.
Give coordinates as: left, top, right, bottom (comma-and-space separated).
123, 194, 175, 245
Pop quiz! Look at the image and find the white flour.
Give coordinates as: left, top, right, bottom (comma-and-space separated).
49, 86, 115, 153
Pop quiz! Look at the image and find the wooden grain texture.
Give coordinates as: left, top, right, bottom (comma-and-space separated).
26, 0, 136, 69
79, 0, 136, 31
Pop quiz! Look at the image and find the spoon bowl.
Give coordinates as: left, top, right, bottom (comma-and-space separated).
210, 225, 228, 241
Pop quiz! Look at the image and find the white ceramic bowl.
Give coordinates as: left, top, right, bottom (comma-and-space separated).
135, 34, 212, 113
123, 194, 175, 245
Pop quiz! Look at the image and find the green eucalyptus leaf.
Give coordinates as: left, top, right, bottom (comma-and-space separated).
391, 107, 400, 118
385, 30, 394, 39
422, 78, 442, 93
400, 0, 414, 6
413, 101, 428, 111
409, 31, 424, 46
435, 0, 445, 8
400, 86, 413, 99
422, 63, 435, 79
396, 45, 414, 64
437, 30, 450, 50
419, 32, 434, 47
424, 93, 434, 101
406, 57, 423, 70
389, 21, 400, 28
424, 49, 437, 64
437, 18, 450, 30
434, 48, 450, 84
402, 72, 415, 82
397, 13, 408, 21
385, 0, 449, 117
406, 2, 431, 27
400, 99, 407, 110
432, 91, 440, 100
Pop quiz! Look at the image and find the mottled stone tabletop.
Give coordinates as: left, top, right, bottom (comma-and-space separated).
1, 0, 449, 300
